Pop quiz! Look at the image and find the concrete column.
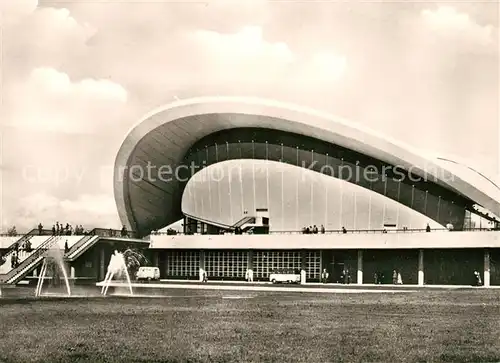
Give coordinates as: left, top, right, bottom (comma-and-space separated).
319, 250, 323, 280
247, 250, 254, 270
153, 251, 159, 267
484, 249, 490, 287
70, 266, 75, 279
99, 247, 105, 282
418, 249, 424, 286
300, 250, 307, 284
199, 250, 205, 281
247, 250, 254, 282
94, 247, 100, 280
357, 250, 363, 285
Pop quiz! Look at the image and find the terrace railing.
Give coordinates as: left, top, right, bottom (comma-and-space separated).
87, 228, 139, 239
152, 227, 499, 236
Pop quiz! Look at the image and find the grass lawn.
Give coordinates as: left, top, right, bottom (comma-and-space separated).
0, 288, 500, 362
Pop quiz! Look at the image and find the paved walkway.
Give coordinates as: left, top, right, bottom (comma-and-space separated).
96, 281, 415, 293
95, 280, 500, 293
159, 279, 500, 289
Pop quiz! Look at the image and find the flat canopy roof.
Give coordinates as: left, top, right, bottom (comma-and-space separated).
149, 231, 500, 250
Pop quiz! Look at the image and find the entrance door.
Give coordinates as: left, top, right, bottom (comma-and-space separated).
333, 262, 345, 283
321, 250, 334, 282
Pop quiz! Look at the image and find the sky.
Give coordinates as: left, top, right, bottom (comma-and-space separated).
0, 0, 498, 232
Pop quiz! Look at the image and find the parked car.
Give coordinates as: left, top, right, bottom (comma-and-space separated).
135, 266, 160, 281
269, 269, 301, 284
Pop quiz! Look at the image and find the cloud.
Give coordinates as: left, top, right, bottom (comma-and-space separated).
3, 2, 96, 78
2, 193, 120, 231
4, 67, 128, 133
421, 6, 495, 49
195, 26, 294, 63
188, 26, 294, 84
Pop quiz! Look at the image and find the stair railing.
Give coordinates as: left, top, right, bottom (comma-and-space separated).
2, 236, 61, 284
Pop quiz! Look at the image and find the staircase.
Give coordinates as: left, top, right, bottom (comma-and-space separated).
182, 213, 259, 234
0, 229, 55, 268
64, 235, 99, 261
0, 237, 34, 272
0, 236, 62, 285
232, 216, 256, 229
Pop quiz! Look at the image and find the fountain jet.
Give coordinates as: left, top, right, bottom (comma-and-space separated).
35, 248, 71, 297
101, 250, 133, 296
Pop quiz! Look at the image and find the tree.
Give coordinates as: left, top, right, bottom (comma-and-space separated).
122, 248, 149, 279
7, 226, 17, 236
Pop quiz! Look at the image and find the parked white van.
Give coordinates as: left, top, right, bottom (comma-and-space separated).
269, 269, 301, 284
135, 267, 160, 281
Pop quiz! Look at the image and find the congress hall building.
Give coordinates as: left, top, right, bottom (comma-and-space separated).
1, 96, 500, 287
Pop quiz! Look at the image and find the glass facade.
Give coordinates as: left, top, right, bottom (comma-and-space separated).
161, 250, 323, 280
205, 250, 248, 278
184, 127, 472, 229
164, 251, 199, 278
306, 251, 321, 280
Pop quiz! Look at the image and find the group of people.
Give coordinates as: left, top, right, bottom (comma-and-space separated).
373, 270, 403, 284
320, 268, 404, 284
302, 225, 326, 234
300, 224, 440, 234
301, 226, 352, 234
105, 226, 129, 237
39, 222, 86, 236
321, 268, 352, 284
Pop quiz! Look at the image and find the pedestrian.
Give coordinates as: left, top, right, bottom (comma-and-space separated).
121, 225, 128, 237
397, 271, 403, 285
321, 268, 329, 283
474, 270, 482, 286
392, 270, 398, 284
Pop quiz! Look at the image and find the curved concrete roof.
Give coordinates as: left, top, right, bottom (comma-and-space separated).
435, 156, 500, 213
114, 96, 500, 235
